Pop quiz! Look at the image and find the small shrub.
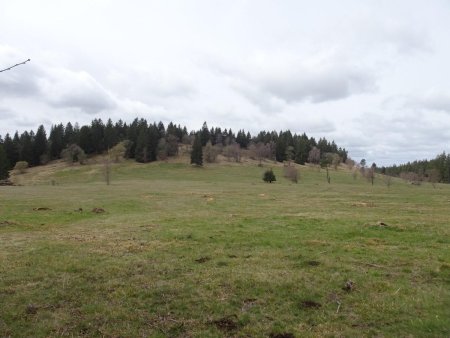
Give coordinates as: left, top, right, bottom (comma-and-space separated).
263, 169, 276, 183
14, 161, 29, 174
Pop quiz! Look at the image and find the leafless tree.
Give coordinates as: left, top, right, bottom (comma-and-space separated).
249, 142, 271, 166
224, 142, 241, 162
308, 146, 321, 166
204, 141, 218, 163
284, 165, 299, 183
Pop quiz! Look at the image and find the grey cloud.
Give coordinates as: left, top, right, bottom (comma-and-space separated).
0, 106, 15, 120
417, 91, 450, 113
40, 69, 117, 114
216, 55, 377, 110
260, 67, 376, 104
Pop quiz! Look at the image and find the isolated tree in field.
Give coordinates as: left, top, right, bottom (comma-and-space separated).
367, 162, 376, 185
263, 169, 276, 183
190, 134, 203, 166
320, 154, 332, 183
308, 146, 321, 166
0, 144, 9, 179
283, 165, 298, 183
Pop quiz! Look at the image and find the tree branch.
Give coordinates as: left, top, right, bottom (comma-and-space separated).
0, 59, 31, 73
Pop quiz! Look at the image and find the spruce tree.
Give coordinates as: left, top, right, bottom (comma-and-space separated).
32, 125, 48, 165
191, 134, 203, 166
0, 144, 9, 179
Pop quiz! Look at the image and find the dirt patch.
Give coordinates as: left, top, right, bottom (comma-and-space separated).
270, 333, 295, 338
300, 300, 321, 309
241, 298, 257, 312
306, 260, 320, 266
211, 315, 239, 332
25, 304, 38, 315
0, 179, 14, 186
195, 256, 211, 263
343, 280, 355, 292
0, 220, 17, 226
228, 254, 238, 258
351, 201, 375, 207
91, 208, 105, 213
33, 207, 51, 211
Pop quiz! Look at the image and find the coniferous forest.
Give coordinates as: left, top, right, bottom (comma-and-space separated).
0, 118, 348, 179
1, 117, 449, 183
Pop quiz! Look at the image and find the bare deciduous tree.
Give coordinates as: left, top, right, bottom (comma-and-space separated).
308, 146, 320, 166
224, 142, 241, 162
204, 141, 218, 163
283, 165, 299, 183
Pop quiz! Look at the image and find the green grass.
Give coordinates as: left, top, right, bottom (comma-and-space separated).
1, 160, 449, 337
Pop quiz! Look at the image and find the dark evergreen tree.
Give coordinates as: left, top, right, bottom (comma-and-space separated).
64, 122, 76, 146
78, 126, 94, 154
3, 133, 19, 170
200, 121, 210, 146
135, 120, 149, 163
32, 125, 48, 165
147, 123, 160, 162
49, 124, 65, 159
19, 131, 33, 164
91, 119, 105, 154
104, 118, 118, 150
190, 133, 203, 166
263, 169, 276, 183
0, 143, 9, 179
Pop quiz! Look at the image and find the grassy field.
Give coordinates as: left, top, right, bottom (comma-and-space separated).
0, 159, 449, 337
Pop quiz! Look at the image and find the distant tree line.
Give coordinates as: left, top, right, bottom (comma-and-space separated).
0, 118, 348, 178
379, 152, 450, 184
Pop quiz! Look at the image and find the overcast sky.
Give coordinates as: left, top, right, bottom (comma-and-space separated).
1, 0, 449, 165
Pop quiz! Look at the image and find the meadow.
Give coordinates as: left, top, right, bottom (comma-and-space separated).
0, 159, 449, 337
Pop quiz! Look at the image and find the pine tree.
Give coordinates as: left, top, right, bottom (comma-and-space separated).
263, 169, 276, 183
0, 144, 9, 179
32, 125, 48, 165
49, 124, 64, 159
190, 134, 203, 166
3, 133, 19, 170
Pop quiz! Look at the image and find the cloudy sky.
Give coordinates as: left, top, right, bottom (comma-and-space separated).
1, 0, 449, 165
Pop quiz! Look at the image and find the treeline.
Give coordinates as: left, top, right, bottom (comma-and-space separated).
379, 152, 450, 184
0, 118, 348, 178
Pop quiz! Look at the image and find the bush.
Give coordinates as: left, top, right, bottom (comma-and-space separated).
14, 161, 28, 174
263, 169, 276, 183
61, 144, 86, 164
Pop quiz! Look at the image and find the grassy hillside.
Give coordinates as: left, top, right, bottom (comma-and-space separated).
1, 160, 449, 337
